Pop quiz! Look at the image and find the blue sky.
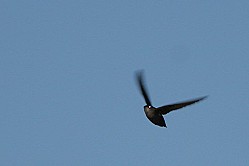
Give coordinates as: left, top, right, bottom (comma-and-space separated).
1, 1, 249, 165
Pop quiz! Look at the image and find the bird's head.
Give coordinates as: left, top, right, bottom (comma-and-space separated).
144, 105, 155, 111
144, 105, 151, 108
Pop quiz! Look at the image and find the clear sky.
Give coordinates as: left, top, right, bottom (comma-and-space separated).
1, 1, 249, 165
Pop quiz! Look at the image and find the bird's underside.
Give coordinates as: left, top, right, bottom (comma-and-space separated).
136, 71, 207, 128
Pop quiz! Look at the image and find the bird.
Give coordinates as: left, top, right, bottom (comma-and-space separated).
136, 71, 207, 128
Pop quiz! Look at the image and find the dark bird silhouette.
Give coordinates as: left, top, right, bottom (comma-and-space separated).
136, 71, 207, 128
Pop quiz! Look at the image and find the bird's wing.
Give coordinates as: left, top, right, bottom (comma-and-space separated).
155, 96, 207, 115
136, 71, 152, 106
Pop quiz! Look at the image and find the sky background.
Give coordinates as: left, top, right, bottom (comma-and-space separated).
1, 0, 249, 165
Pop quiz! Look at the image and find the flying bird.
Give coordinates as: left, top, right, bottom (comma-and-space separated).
136, 71, 207, 128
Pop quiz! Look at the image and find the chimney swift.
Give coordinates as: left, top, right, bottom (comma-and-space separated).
136, 71, 207, 128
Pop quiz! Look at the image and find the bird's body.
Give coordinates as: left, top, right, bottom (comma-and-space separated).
136, 71, 207, 128
144, 106, 166, 127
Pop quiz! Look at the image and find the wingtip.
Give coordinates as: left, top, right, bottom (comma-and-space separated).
200, 95, 209, 100
135, 70, 144, 80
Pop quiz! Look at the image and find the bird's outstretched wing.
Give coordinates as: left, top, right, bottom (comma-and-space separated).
156, 96, 208, 115
136, 71, 152, 106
